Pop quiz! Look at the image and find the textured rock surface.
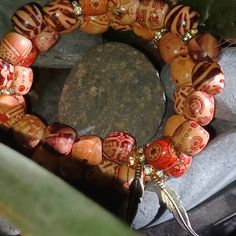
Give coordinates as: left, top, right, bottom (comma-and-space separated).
0, 217, 20, 236
59, 42, 165, 145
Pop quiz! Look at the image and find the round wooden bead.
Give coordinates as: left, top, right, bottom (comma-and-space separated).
170, 55, 195, 87
173, 83, 194, 115
80, 0, 108, 15
80, 14, 109, 34
0, 95, 25, 129
192, 61, 225, 96
133, 22, 155, 40
43, 123, 77, 155
163, 114, 187, 137
172, 120, 210, 156
12, 114, 46, 149
0, 32, 32, 66
164, 4, 199, 37
158, 32, 188, 64
108, 0, 140, 31
71, 135, 102, 165
183, 90, 215, 126
102, 131, 136, 163
136, 0, 169, 30
34, 25, 60, 52
12, 3, 44, 39
188, 33, 220, 62
144, 137, 178, 170
0, 59, 14, 90
11, 65, 33, 95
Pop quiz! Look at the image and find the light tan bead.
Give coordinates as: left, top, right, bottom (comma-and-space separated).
163, 114, 187, 137
172, 120, 210, 156
80, 0, 108, 15
133, 22, 155, 40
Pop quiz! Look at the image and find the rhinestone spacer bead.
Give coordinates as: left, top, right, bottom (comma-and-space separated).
71, 0, 83, 17
182, 28, 199, 43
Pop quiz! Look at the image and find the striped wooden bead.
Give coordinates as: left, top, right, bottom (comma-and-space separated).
192, 61, 225, 96
12, 3, 44, 39
80, 0, 108, 15
164, 4, 199, 37
0, 59, 14, 90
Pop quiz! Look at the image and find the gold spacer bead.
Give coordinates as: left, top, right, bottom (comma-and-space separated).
71, 0, 83, 17
152, 27, 168, 46
182, 28, 199, 43
0, 88, 15, 95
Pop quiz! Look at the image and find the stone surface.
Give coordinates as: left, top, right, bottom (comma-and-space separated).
0, 217, 20, 236
59, 42, 165, 145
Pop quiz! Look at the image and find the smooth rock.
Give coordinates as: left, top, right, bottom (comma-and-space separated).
0, 217, 20, 236
59, 42, 166, 145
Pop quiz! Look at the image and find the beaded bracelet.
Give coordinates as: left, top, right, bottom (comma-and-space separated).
0, 0, 225, 235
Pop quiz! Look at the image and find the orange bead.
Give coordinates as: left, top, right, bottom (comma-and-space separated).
133, 22, 155, 40
80, 0, 108, 15
71, 135, 102, 165
172, 120, 209, 156
0, 59, 14, 90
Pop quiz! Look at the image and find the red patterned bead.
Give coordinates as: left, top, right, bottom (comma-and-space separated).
0, 59, 14, 90
144, 137, 178, 170
20, 44, 39, 67
164, 4, 199, 37
102, 131, 136, 163
12, 3, 44, 39
192, 61, 225, 96
80, 0, 108, 15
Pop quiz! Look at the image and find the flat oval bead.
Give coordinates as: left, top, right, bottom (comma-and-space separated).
164, 4, 199, 37
11, 65, 33, 95
102, 131, 136, 163
170, 55, 195, 87
144, 137, 178, 170
0, 59, 14, 90
71, 135, 102, 165
183, 90, 215, 126
0, 95, 25, 129
80, 0, 108, 15
133, 22, 155, 40
192, 61, 225, 96
136, 0, 169, 30
0, 32, 32, 66
80, 14, 109, 34
43, 123, 77, 155
173, 83, 194, 115
12, 3, 44, 39
12, 114, 46, 149
172, 120, 209, 156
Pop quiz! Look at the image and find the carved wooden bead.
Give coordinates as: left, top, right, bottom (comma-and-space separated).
163, 114, 187, 137
158, 32, 188, 64
173, 83, 194, 115
170, 55, 195, 87
172, 120, 210, 156
0, 59, 14, 90
183, 90, 215, 126
12, 114, 46, 149
133, 22, 155, 40
43, 123, 77, 155
12, 3, 44, 39
71, 135, 102, 165
164, 4, 199, 37
136, 0, 169, 30
192, 61, 225, 96
11, 65, 33, 95
80, 0, 108, 15
144, 137, 178, 170
0, 32, 32, 66
21, 44, 39, 67
81, 14, 109, 34
0, 95, 25, 129
102, 131, 136, 163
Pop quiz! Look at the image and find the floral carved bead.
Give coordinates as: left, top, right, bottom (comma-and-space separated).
0, 59, 14, 90
80, 0, 108, 15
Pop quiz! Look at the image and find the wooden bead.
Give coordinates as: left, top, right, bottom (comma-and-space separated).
164, 4, 199, 37
12, 3, 44, 39
136, 0, 169, 30
133, 22, 155, 40
170, 55, 195, 86
0, 32, 32, 66
108, 0, 140, 31
159, 32, 188, 64
144, 137, 178, 170
80, 0, 108, 15
172, 120, 209, 156
163, 114, 187, 137
12, 114, 46, 149
188, 33, 220, 62
183, 91, 215, 126
173, 83, 194, 115
192, 61, 225, 96
71, 135, 102, 165
21, 44, 39, 67
81, 14, 109, 34
11, 65, 33, 95
0, 59, 14, 90
0, 95, 25, 129
43, 123, 77, 155
102, 131, 136, 163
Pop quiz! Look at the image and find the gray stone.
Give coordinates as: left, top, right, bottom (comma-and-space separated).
59, 42, 166, 145
0, 217, 20, 236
